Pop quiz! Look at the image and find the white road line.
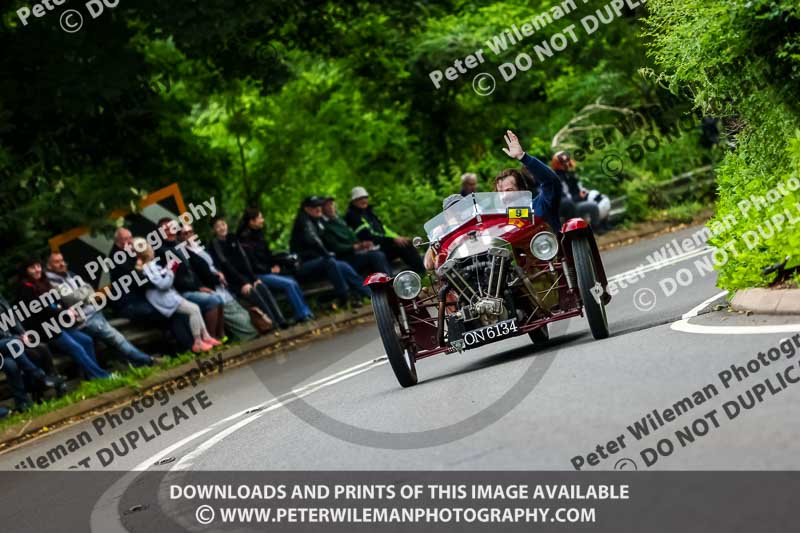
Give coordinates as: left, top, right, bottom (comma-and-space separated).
672, 320, 800, 335
90, 428, 216, 533
90, 356, 387, 533
672, 291, 800, 335
607, 247, 713, 283
170, 360, 387, 471
211, 356, 387, 426
682, 290, 729, 319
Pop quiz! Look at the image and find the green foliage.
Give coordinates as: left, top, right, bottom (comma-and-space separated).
644, 0, 800, 289
0, 0, 726, 284
0, 348, 207, 432
711, 133, 800, 289
622, 176, 653, 222
661, 201, 706, 224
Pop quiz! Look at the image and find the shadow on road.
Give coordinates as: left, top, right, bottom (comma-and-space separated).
414, 332, 586, 388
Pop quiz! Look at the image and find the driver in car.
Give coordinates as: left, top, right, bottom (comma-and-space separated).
423, 131, 562, 271
494, 130, 562, 237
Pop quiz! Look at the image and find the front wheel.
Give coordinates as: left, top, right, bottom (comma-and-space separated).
572, 237, 610, 340
372, 289, 418, 387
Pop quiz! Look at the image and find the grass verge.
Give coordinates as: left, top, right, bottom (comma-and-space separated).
0, 347, 210, 433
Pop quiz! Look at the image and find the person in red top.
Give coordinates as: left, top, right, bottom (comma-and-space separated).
16, 257, 110, 380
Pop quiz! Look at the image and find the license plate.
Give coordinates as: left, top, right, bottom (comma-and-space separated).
462, 319, 518, 347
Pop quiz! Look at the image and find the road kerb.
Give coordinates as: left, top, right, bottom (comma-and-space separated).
0, 307, 375, 450
731, 288, 800, 315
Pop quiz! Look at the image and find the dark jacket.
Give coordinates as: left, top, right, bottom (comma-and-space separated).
237, 226, 276, 275
555, 169, 582, 203
322, 217, 358, 257
0, 295, 25, 340
156, 240, 206, 293
523, 153, 563, 235
344, 205, 397, 245
186, 250, 221, 289
290, 210, 331, 261
16, 279, 64, 339
210, 235, 258, 294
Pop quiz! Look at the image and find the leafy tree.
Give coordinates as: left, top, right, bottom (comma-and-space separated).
644, 0, 800, 289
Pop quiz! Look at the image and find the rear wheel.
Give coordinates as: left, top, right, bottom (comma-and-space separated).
572, 237, 610, 340
528, 324, 549, 344
372, 289, 418, 387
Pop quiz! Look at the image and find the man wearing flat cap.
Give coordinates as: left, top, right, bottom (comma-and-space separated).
321, 196, 393, 275
344, 186, 425, 273
290, 196, 371, 306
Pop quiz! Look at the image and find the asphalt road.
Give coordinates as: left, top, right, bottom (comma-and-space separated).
2, 224, 800, 531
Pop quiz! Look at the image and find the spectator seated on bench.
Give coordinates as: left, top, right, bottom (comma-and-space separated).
321, 197, 392, 276
46, 252, 154, 367
178, 224, 259, 341
1, 295, 66, 411
108, 227, 195, 353
134, 238, 221, 353
290, 196, 371, 307
156, 217, 226, 341
231, 210, 311, 324
16, 257, 110, 380
345, 187, 425, 274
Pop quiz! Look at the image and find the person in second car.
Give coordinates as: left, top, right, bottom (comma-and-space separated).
291, 196, 371, 307
345, 187, 425, 274
321, 197, 392, 275
459, 172, 479, 196
550, 151, 601, 228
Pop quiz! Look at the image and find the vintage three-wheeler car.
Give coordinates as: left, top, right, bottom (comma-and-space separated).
364, 191, 611, 387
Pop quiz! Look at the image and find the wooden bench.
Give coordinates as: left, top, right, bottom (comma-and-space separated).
0, 280, 338, 408
0, 259, 410, 407
0, 315, 166, 409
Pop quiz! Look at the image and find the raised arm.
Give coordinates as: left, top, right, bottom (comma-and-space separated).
503, 130, 563, 233
502, 130, 559, 189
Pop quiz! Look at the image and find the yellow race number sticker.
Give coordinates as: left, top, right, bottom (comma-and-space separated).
507, 206, 530, 224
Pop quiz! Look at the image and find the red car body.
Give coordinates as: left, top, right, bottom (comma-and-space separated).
365, 192, 610, 386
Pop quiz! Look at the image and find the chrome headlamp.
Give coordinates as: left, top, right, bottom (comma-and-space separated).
393, 270, 422, 300
530, 231, 559, 261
